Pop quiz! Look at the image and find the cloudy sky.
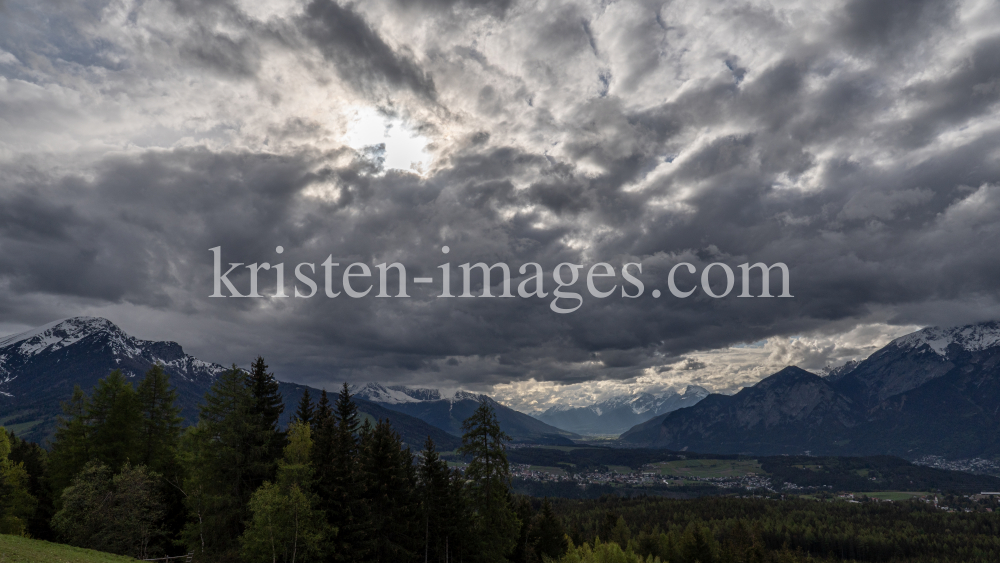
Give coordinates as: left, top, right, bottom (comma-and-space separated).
1, 0, 999, 411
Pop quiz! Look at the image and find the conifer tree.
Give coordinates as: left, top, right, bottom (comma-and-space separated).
458, 399, 520, 562
6, 430, 53, 539
325, 383, 371, 561
315, 389, 332, 423
310, 389, 335, 490
309, 388, 336, 560
295, 388, 315, 426
87, 370, 142, 472
247, 356, 285, 486
335, 382, 360, 435
444, 467, 475, 562
362, 419, 419, 562
531, 498, 567, 561
183, 365, 262, 561
48, 385, 91, 493
418, 436, 451, 563
136, 364, 183, 475
678, 522, 716, 563
136, 364, 185, 546
511, 496, 536, 563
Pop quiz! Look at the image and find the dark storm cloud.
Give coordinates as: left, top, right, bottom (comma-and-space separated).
1, 0, 999, 393
837, 0, 957, 55
894, 35, 1000, 148
300, 0, 436, 100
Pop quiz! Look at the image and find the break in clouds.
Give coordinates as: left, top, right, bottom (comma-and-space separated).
1, 0, 999, 409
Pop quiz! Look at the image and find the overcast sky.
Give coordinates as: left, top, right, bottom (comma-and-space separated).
1, 0, 999, 411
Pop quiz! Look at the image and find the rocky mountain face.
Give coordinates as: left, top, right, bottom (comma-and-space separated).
0, 317, 225, 443
351, 382, 443, 404
621, 323, 1000, 458
534, 386, 710, 436
0, 317, 462, 449
355, 382, 580, 444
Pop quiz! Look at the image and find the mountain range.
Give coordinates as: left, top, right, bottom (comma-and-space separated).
621, 322, 1000, 459
533, 386, 710, 436
6, 316, 1000, 459
0, 317, 569, 449
353, 383, 579, 444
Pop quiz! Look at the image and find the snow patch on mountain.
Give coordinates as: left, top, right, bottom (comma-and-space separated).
0, 316, 226, 386
452, 390, 486, 402
355, 384, 489, 405
388, 385, 441, 401
354, 383, 426, 404
0, 317, 122, 357
822, 359, 860, 382
892, 322, 1000, 357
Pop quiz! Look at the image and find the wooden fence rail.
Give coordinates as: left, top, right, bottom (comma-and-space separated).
141, 553, 194, 563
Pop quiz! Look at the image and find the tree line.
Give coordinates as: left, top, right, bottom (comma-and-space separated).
5, 362, 998, 562
547, 495, 1000, 563
0, 359, 569, 563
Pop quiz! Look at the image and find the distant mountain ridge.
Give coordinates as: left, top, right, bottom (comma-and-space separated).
533, 386, 710, 435
621, 322, 1000, 458
0, 317, 463, 449
355, 382, 580, 444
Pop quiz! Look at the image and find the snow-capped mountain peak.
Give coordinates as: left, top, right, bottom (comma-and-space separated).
0, 316, 229, 443
452, 390, 486, 402
354, 384, 487, 404
354, 382, 427, 404
0, 317, 125, 358
892, 322, 1000, 357
683, 385, 710, 398
0, 316, 225, 388
388, 385, 441, 401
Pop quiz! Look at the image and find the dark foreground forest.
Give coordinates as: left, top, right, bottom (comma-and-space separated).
1, 361, 999, 563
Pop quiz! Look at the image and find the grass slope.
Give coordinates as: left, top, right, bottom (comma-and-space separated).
0, 535, 136, 563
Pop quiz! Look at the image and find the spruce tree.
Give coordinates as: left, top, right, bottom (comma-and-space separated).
361, 419, 419, 563
183, 364, 262, 561
247, 356, 285, 486
445, 467, 475, 563
136, 364, 183, 474
511, 496, 535, 563
315, 389, 332, 423
329, 383, 371, 561
7, 430, 53, 539
309, 388, 335, 556
86, 370, 142, 473
418, 436, 449, 563
48, 385, 91, 493
295, 388, 315, 426
136, 364, 185, 547
334, 382, 360, 435
311, 383, 373, 561
458, 399, 520, 562
310, 389, 334, 483
531, 498, 567, 561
